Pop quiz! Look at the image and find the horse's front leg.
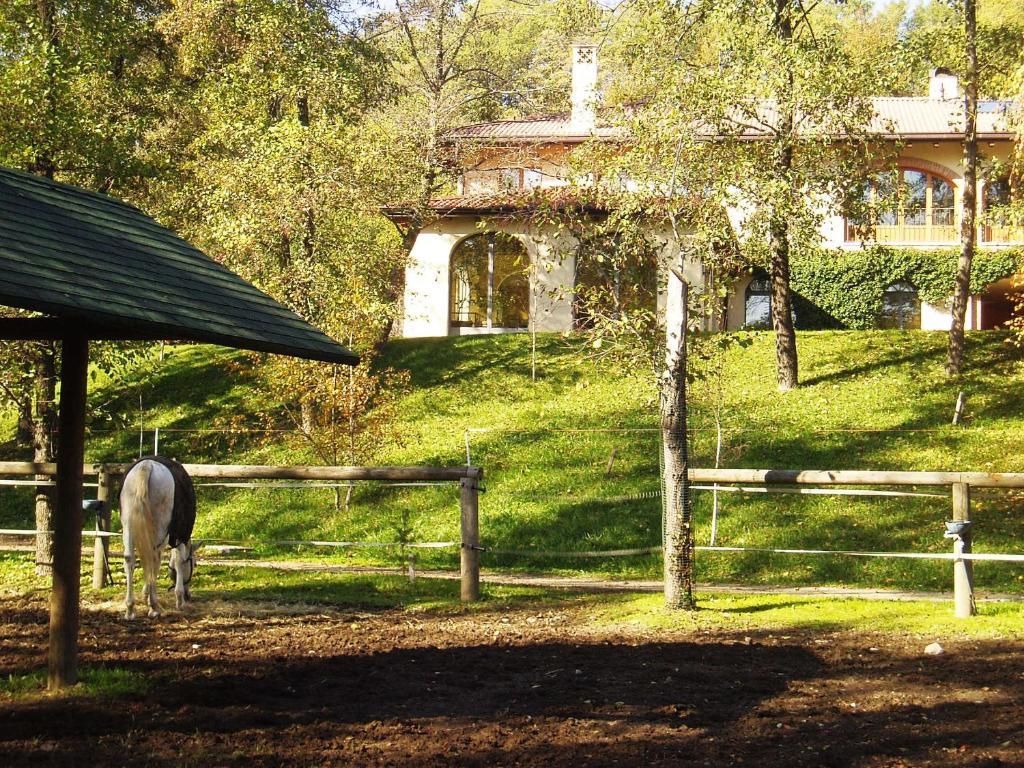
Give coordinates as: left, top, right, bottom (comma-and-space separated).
173, 543, 188, 609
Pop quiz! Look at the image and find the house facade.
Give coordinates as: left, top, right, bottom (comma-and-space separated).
388, 45, 1022, 338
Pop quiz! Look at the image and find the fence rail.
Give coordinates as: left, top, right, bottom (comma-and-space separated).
4, 462, 1023, 615
1, 461, 483, 601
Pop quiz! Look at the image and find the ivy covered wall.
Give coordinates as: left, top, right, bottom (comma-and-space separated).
757, 246, 1024, 330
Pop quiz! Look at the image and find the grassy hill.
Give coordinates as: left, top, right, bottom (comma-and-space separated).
3, 330, 1024, 592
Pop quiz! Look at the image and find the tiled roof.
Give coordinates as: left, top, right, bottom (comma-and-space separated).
448, 98, 1015, 142
0, 167, 358, 364
382, 191, 612, 220
870, 97, 1012, 137
449, 113, 622, 141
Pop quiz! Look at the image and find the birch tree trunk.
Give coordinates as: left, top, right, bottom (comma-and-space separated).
770, 0, 799, 391
662, 260, 694, 610
946, 0, 978, 377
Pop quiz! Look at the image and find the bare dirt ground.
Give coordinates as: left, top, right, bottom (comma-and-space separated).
1, 593, 1022, 767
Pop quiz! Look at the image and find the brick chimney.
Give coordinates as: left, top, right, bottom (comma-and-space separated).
571, 43, 598, 132
929, 67, 959, 100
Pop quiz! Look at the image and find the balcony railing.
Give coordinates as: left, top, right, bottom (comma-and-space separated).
981, 221, 1024, 244
846, 208, 1024, 245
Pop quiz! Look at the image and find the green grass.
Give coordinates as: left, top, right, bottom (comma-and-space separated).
595, 592, 1024, 638
197, 564, 562, 612
3, 330, 1024, 592
3, 550, 1022, 641
0, 666, 149, 701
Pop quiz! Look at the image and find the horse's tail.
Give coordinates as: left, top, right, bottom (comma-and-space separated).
124, 460, 160, 581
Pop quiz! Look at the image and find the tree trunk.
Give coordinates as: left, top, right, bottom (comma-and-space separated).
769, 210, 799, 390
33, 342, 57, 575
769, 0, 799, 391
300, 397, 316, 436
661, 261, 694, 610
946, 0, 978, 378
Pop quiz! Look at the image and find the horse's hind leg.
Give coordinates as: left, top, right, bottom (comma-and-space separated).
124, 528, 135, 620
146, 546, 161, 618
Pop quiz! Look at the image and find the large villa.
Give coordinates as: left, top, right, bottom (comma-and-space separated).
387, 45, 1021, 338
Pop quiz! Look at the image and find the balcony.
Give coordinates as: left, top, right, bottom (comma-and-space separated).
846, 208, 1024, 246
981, 218, 1024, 245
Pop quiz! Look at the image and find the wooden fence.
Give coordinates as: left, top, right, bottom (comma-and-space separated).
0, 461, 484, 602
5, 462, 1024, 615
689, 468, 1024, 617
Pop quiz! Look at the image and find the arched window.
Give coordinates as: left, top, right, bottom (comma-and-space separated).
449, 233, 530, 330
879, 281, 921, 330
847, 167, 956, 243
744, 275, 772, 329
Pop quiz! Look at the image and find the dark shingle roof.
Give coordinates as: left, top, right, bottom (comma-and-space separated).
0, 167, 357, 364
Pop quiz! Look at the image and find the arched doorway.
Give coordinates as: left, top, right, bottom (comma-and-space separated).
449, 233, 530, 332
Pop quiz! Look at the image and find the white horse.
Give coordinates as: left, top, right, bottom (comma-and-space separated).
121, 457, 197, 619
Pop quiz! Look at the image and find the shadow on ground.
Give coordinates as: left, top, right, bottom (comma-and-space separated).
2, 594, 1024, 767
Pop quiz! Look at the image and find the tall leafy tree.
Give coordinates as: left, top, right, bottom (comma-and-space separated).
0, 0, 170, 571
530, 0, 880, 605
149, 0, 407, 434
364, 0, 583, 336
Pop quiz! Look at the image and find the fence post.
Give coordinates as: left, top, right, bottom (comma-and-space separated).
952, 481, 976, 618
92, 466, 111, 589
460, 468, 481, 602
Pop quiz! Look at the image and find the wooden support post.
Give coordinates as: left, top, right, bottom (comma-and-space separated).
952, 482, 976, 618
49, 332, 89, 689
460, 469, 481, 602
92, 467, 111, 589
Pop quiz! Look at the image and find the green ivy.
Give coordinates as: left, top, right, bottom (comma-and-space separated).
772, 246, 1024, 330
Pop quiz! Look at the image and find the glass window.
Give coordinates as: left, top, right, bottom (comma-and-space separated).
498, 168, 521, 192
874, 170, 899, 226
932, 177, 955, 226
903, 170, 928, 226
449, 236, 490, 328
493, 242, 530, 328
879, 281, 921, 330
449, 233, 530, 330
522, 169, 543, 190
985, 178, 1012, 210
744, 275, 772, 329
847, 167, 956, 241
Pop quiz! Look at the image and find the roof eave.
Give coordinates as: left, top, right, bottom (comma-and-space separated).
0, 295, 359, 365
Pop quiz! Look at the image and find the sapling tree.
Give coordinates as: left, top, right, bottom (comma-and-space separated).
0, 0, 170, 571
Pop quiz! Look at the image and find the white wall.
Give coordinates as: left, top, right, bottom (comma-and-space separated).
401, 217, 578, 338
921, 296, 981, 331
403, 225, 462, 338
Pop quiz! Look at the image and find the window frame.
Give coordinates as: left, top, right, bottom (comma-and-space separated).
846, 166, 957, 243
878, 281, 922, 330
449, 233, 531, 331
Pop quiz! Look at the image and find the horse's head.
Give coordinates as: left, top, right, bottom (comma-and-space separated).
167, 542, 198, 600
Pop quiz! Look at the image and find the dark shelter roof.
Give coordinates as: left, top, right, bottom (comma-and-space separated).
0, 167, 357, 364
